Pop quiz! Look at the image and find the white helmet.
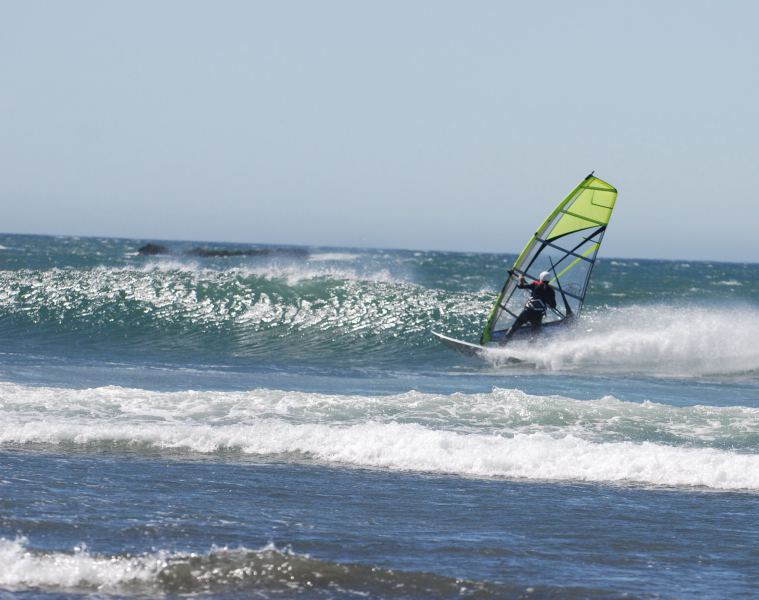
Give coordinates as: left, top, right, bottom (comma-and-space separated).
538, 271, 551, 282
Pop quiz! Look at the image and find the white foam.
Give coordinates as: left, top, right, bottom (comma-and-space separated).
0, 537, 301, 593
308, 252, 360, 262
238, 263, 402, 285
492, 304, 759, 376
2, 382, 759, 491
121, 260, 405, 285
2, 418, 758, 490
4, 382, 755, 437
87, 257, 404, 286
0, 537, 158, 591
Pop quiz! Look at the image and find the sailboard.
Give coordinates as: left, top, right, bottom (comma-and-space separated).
436, 172, 617, 356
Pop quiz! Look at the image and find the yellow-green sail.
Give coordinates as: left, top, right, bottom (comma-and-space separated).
481, 173, 617, 344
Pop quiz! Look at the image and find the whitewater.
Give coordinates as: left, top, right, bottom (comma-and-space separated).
1, 233, 758, 599
2, 383, 759, 491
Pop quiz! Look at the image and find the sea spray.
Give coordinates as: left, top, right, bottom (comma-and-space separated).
487, 304, 759, 376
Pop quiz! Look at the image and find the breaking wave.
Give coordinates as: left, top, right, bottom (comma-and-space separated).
1, 232, 758, 376
0, 537, 507, 597
0, 265, 485, 365
2, 382, 758, 491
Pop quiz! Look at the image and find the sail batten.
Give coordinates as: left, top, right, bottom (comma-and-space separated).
480, 174, 617, 345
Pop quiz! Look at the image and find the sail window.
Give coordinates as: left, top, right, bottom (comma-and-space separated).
481, 174, 617, 344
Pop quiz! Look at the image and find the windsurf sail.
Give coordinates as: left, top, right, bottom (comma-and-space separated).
481, 173, 617, 344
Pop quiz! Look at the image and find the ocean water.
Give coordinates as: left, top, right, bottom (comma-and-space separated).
0, 233, 758, 599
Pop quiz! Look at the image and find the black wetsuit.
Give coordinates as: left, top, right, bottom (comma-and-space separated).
502, 280, 557, 343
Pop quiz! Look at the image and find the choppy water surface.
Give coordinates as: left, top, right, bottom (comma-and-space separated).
1, 234, 758, 599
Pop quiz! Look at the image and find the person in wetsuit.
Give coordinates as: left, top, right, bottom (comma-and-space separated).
501, 270, 557, 343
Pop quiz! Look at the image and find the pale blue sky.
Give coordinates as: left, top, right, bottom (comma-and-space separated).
1, 1, 757, 260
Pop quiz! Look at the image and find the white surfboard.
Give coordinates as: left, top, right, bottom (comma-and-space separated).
431, 331, 485, 357
432, 331, 527, 364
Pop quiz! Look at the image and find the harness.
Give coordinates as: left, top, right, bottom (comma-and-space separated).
525, 297, 547, 314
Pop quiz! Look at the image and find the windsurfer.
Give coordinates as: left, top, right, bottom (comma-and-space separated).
501, 271, 557, 343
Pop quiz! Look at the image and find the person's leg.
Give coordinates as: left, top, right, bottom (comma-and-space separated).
523, 311, 543, 343
501, 310, 530, 344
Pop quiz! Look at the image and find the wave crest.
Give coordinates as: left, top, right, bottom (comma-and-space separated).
0, 537, 501, 597
2, 382, 759, 491
0, 267, 484, 362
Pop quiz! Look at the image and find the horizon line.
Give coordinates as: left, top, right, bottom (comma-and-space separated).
0, 230, 756, 266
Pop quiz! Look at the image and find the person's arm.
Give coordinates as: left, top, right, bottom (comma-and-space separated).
514, 273, 531, 290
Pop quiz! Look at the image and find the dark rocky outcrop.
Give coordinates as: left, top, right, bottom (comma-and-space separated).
137, 243, 308, 258
137, 243, 170, 256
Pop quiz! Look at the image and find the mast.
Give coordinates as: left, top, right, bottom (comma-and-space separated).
481, 173, 617, 345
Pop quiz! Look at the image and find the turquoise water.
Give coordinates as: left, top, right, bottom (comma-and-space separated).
1, 234, 758, 598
